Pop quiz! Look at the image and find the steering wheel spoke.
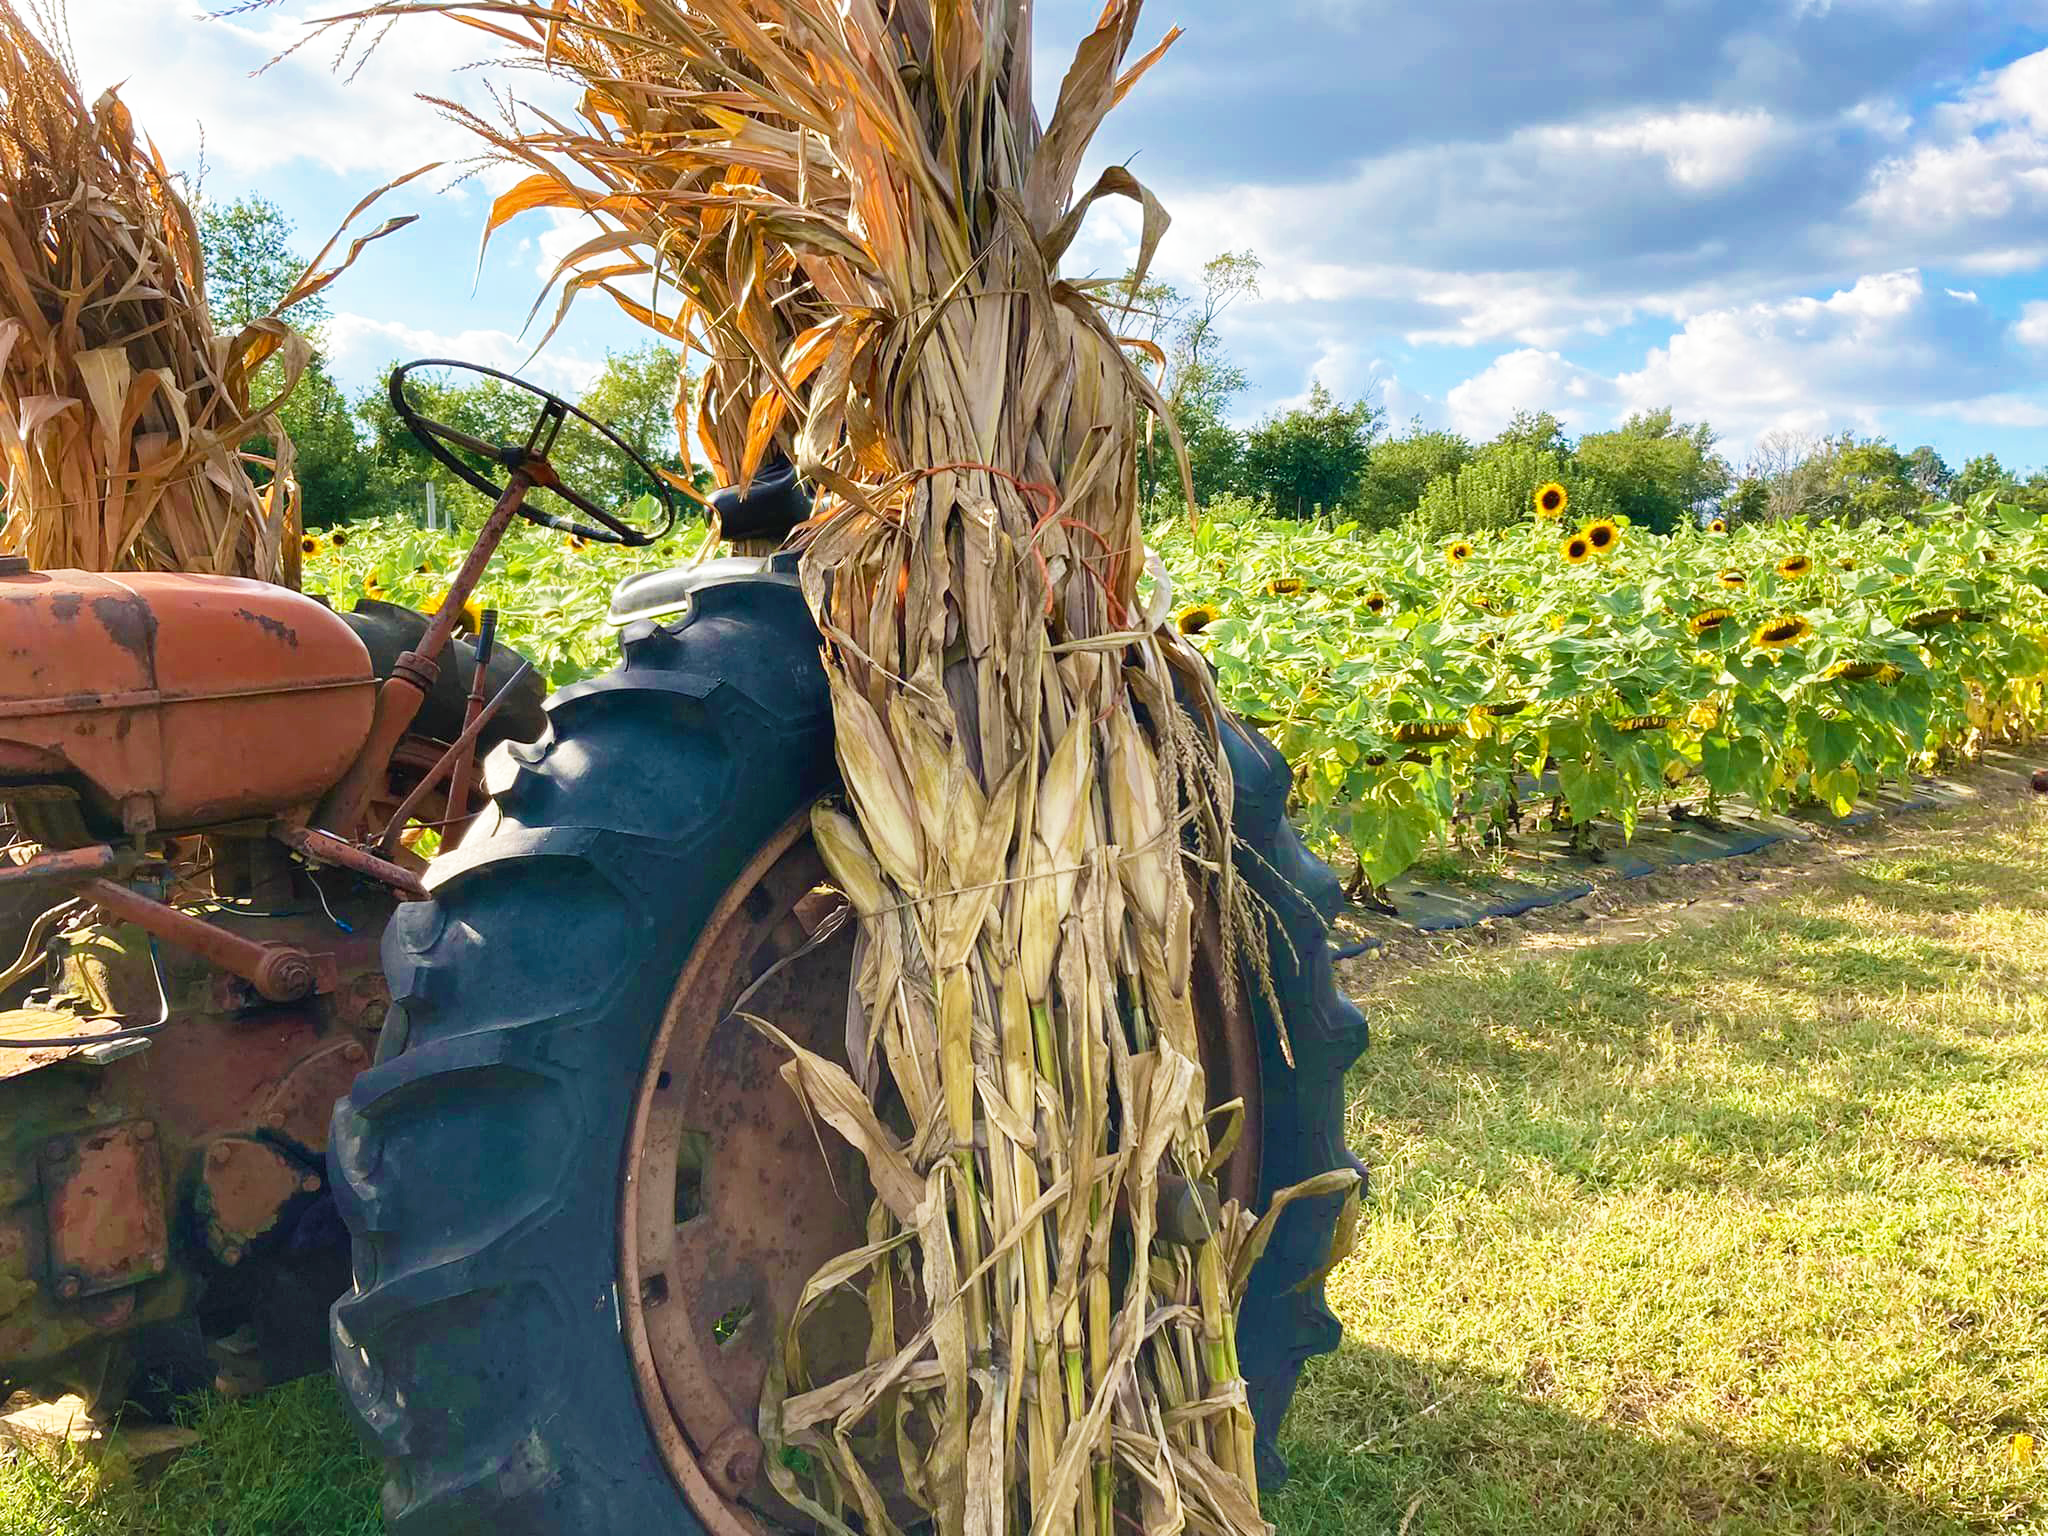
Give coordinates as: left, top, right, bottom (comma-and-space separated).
389, 358, 676, 548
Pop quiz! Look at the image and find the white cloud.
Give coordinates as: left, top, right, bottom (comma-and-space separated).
1925, 395, 2048, 429
325, 313, 603, 397
1855, 47, 2048, 237
1842, 98, 1914, 142
1434, 269, 2033, 457
1445, 349, 1616, 440
1532, 109, 1784, 191
2018, 302, 2048, 350
70, 0, 567, 180
1612, 270, 1960, 442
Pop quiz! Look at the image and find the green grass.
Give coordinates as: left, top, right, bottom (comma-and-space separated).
5, 797, 2044, 1534
1275, 795, 2048, 1535
0, 1378, 379, 1535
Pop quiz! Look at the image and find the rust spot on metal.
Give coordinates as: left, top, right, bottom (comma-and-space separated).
199, 1136, 306, 1259
89, 594, 158, 668
233, 607, 298, 648
39, 1121, 168, 1299
48, 593, 80, 623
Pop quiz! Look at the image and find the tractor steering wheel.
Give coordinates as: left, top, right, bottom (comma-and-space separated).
389, 358, 676, 547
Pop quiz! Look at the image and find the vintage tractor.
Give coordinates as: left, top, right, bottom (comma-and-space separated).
0, 363, 1365, 1534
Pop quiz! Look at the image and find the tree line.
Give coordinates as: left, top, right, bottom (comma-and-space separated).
1126, 251, 2048, 534
208, 199, 2047, 535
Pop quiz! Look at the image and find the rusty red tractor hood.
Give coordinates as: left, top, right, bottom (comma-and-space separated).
0, 568, 377, 842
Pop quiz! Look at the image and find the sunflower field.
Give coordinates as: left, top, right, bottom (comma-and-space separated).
301, 488, 2048, 888
1157, 490, 2048, 884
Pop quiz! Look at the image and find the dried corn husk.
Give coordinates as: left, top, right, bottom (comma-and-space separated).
0, 2, 412, 581
290, 2, 1340, 1532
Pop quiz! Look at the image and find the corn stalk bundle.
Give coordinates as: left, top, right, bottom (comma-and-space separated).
0, 2, 403, 582
299, 2, 1355, 1531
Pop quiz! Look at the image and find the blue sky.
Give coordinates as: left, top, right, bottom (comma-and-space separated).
73, 0, 2048, 473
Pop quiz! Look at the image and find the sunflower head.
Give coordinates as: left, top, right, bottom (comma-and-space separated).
300, 534, 322, 556
1752, 613, 1812, 649
1364, 590, 1388, 616
1718, 569, 1747, 589
435, 588, 486, 636
1776, 554, 1813, 579
1562, 533, 1592, 565
1825, 660, 1884, 682
1707, 518, 1728, 534
1876, 663, 1904, 685
1265, 576, 1306, 596
1446, 540, 1475, 564
1688, 606, 1736, 637
1584, 519, 1621, 554
1835, 555, 1857, 571
1534, 481, 1569, 519
1176, 604, 1220, 635
565, 534, 588, 551
329, 528, 349, 549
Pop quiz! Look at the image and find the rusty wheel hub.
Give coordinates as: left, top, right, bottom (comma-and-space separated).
620, 810, 1262, 1535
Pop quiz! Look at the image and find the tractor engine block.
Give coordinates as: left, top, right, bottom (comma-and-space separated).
0, 838, 392, 1406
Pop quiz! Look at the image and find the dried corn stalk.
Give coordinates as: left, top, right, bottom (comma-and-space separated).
296, 2, 1342, 1532
0, 1, 409, 582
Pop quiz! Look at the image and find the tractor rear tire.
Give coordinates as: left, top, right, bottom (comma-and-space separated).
328, 572, 1365, 1533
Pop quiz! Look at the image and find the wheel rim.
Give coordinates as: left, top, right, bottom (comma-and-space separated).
620, 807, 1263, 1534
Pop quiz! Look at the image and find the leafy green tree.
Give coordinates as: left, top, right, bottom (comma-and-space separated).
1951, 452, 2010, 502
1240, 381, 1378, 518
1822, 436, 1920, 521
1904, 444, 1953, 500
199, 195, 326, 333
567, 345, 687, 506
1572, 408, 1731, 535
1724, 475, 1770, 527
279, 359, 382, 526
1406, 441, 1613, 541
1350, 422, 1473, 531
1127, 250, 1260, 505
1493, 409, 1569, 457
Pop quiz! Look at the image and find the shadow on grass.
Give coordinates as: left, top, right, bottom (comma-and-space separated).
1270, 1341, 1994, 1536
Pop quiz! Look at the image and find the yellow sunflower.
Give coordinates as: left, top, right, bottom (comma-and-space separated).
1835, 555, 1857, 571
1534, 481, 1569, 519
1776, 554, 1813, 579
1686, 701, 1720, 731
1876, 664, 1904, 685
1824, 660, 1884, 681
1176, 604, 1220, 635
1688, 607, 1736, 636
565, 534, 589, 551
1583, 519, 1621, 554
1562, 533, 1593, 564
434, 589, 486, 636
329, 528, 349, 549
1707, 518, 1728, 533
1718, 569, 1747, 589
1752, 614, 1811, 649
300, 534, 323, 556
1363, 590, 1389, 616
1265, 576, 1306, 596
1446, 540, 1475, 565
1614, 714, 1676, 733
1392, 720, 1467, 744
